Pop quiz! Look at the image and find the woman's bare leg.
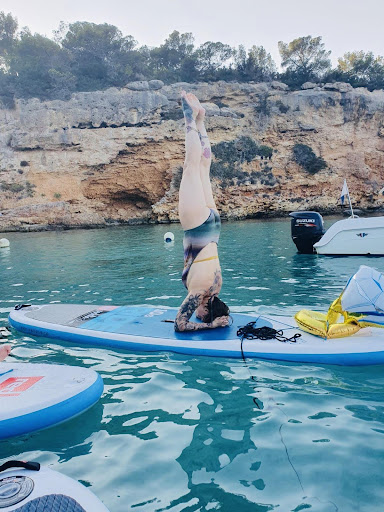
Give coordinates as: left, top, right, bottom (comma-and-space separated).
179, 92, 210, 230
196, 109, 217, 210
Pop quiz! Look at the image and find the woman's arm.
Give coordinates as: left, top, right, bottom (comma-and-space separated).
175, 292, 211, 331
175, 292, 228, 332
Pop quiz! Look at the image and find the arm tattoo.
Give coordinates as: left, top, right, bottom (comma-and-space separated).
175, 292, 212, 332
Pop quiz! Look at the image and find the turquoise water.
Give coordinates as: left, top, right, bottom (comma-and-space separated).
1, 217, 384, 511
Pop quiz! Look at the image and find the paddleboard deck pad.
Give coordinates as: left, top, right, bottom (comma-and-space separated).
0, 362, 103, 440
0, 461, 109, 511
8, 304, 384, 365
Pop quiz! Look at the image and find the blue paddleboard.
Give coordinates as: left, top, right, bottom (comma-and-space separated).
8, 304, 384, 365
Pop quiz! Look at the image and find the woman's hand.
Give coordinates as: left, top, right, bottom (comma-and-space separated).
211, 316, 230, 328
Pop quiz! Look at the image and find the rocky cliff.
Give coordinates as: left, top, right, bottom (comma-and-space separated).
1, 79, 384, 231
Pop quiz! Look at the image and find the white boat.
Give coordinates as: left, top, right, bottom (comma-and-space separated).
290, 180, 384, 256
313, 216, 384, 255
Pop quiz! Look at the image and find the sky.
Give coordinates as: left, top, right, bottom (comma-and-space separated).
2, 0, 384, 67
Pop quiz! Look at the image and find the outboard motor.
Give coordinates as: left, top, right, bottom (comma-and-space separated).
289, 211, 325, 254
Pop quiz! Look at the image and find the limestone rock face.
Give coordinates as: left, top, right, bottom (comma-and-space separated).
323, 82, 354, 93
301, 82, 318, 90
271, 81, 289, 91
1, 81, 384, 231
148, 80, 164, 90
124, 81, 150, 91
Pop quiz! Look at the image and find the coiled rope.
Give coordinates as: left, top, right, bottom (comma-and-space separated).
237, 321, 301, 343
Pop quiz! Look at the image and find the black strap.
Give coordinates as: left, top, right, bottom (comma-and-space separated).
14, 304, 32, 311
0, 461, 40, 473
237, 322, 301, 343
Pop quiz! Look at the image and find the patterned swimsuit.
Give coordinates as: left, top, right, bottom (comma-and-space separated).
181, 209, 221, 289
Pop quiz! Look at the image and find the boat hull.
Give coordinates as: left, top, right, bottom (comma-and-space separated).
314, 217, 384, 255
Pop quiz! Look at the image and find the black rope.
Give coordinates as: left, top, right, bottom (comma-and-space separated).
237, 321, 301, 343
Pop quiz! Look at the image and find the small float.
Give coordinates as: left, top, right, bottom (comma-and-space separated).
0, 461, 109, 511
0, 363, 103, 439
290, 180, 384, 255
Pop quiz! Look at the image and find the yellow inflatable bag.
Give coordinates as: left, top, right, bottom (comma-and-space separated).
295, 266, 384, 339
294, 309, 361, 339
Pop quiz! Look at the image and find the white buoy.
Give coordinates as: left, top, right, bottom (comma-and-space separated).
0, 238, 10, 248
164, 232, 175, 243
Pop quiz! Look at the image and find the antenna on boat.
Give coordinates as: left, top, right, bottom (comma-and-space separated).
340, 179, 356, 218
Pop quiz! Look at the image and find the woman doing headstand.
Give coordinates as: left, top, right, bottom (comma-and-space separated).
175, 91, 230, 332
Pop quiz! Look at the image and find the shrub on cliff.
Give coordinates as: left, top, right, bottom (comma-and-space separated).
293, 144, 327, 174
211, 137, 275, 185
211, 136, 259, 179
258, 145, 273, 159
1, 182, 24, 193
171, 166, 183, 189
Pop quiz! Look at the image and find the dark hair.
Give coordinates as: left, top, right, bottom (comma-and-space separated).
202, 296, 230, 323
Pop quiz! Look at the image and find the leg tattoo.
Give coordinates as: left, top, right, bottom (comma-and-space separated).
203, 147, 211, 159
182, 97, 194, 124
197, 121, 211, 161
187, 125, 199, 134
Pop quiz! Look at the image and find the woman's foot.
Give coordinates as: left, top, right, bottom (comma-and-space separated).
196, 104, 206, 124
181, 91, 200, 122
186, 92, 206, 121
0, 344, 11, 361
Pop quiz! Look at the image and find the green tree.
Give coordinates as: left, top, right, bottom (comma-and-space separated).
0, 12, 18, 106
278, 36, 331, 86
235, 44, 276, 81
10, 30, 75, 100
149, 31, 197, 82
0, 70, 15, 107
0, 11, 18, 67
195, 41, 234, 79
60, 22, 140, 90
337, 51, 384, 90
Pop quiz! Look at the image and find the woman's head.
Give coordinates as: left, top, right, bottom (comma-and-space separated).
200, 296, 230, 323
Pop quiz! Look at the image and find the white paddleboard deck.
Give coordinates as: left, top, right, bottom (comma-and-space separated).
8, 304, 384, 365
0, 464, 109, 511
0, 362, 103, 440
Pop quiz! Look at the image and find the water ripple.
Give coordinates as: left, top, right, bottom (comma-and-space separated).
1, 220, 384, 511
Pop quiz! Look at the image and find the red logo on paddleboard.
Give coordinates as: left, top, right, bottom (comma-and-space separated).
0, 376, 43, 396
